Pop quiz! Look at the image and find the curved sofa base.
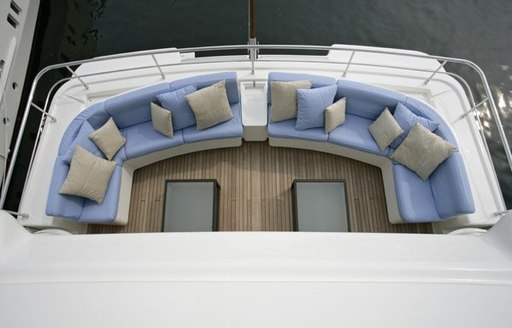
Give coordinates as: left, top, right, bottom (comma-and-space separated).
268, 137, 403, 224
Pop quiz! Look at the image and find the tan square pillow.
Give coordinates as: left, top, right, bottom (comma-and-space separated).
391, 123, 456, 180
270, 80, 312, 122
185, 80, 233, 130
324, 97, 346, 133
151, 102, 173, 137
368, 108, 404, 151
59, 145, 116, 204
89, 117, 126, 160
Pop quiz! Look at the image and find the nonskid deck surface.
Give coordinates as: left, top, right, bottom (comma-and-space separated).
88, 142, 432, 234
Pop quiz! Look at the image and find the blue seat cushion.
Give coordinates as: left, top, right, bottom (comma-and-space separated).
170, 72, 239, 104
268, 72, 336, 105
430, 152, 475, 218
328, 114, 389, 156
336, 79, 407, 120
78, 164, 122, 224
183, 103, 242, 143
296, 85, 337, 130
122, 121, 185, 159
62, 121, 104, 164
393, 164, 441, 223
268, 107, 328, 142
45, 158, 85, 220
104, 83, 171, 129
156, 85, 198, 130
390, 102, 439, 149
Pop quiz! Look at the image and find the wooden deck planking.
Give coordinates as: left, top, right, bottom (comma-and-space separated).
88, 142, 433, 234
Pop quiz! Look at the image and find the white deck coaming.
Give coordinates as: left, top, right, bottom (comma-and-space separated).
2, 281, 512, 328
1, 210, 512, 285
16, 45, 506, 231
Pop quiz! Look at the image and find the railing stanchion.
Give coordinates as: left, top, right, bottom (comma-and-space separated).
342, 51, 355, 77
151, 55, 165, 79
423, 60, 447, 85
463, 98, 489, 117
65, 66, 89, 90
31, 103, 56, 122
3, 210, 29, 219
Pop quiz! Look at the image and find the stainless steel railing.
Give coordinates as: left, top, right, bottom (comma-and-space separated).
1, 44, 510, 208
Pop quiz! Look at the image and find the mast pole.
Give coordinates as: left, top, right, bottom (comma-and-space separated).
248, 0, 258, 76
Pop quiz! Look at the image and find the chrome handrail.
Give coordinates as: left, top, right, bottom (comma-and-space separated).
1, 44, 510, 208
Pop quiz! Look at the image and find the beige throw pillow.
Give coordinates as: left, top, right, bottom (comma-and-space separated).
324, 97, 346, 133
59, 145, 116, 204
368, 108, 404, 151
270, 80, 312, 122
89, 117, 126, 160
151, 102, 174, 137
391, 123, 456, 180
185, 80, 233, 130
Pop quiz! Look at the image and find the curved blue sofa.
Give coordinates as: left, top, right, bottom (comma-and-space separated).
46, 70, 474, 225
46, 72, 242, 224
267, 72, 475, 223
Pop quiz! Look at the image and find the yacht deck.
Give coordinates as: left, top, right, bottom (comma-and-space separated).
88, 142, 432, 234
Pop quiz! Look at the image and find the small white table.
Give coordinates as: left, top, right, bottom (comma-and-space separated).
240, 82, 268, 141
292, 180, 350, 232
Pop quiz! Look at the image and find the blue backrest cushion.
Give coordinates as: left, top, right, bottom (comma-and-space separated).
62, 121, 104, 165
404, 96, 458, 146
296, 85, 338, 130
170, 72, 239, 104
104, 82, 171, 129
336, 79, 407, 120
59, 103, 105, 156
268, 72, 336, 105
86, 104, 110, 130
389, 102, 439, 149
156, 85, 198, 130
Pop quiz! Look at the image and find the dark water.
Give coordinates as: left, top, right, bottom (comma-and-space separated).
5, 0, 512, 209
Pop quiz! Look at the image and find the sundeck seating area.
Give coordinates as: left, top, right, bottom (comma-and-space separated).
46, 71, 475, 225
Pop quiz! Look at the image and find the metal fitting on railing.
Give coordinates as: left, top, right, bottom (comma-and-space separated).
495, 210, 511, 216
65, 66, 89, 90
151, 55, 165, 79
463, 98, 489, 117
342, 51, 355, 77
31, 103, 56, 122
423, 60, 447, 85
3, 210, 29, 219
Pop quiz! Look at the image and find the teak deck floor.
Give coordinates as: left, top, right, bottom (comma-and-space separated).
88, 142, 432, 234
